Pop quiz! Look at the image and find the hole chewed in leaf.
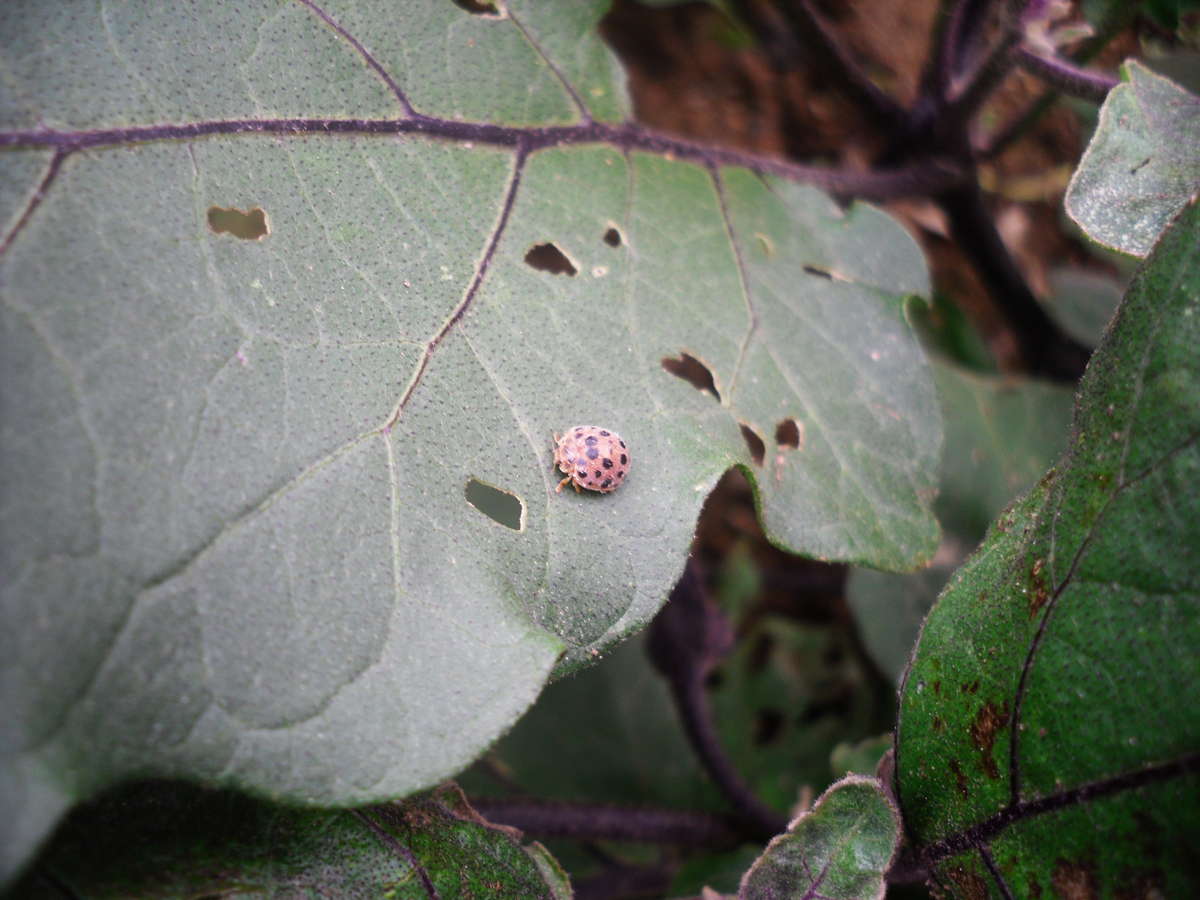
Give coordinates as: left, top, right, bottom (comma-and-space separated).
451, 0, 501, 15
774, 418, 801, 449
207, 206, 270, 241
464, 478, 523, 531
802, 264, 833, 280
524, 243, 577, 276
603, 227, 622, 248
740, 424, 766, 466
661, 352, 720, 402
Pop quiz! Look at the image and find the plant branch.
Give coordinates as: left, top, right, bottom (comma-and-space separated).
980, 0, 1138, 157
937, 182, 1090, 381
0, 118, 968, 202
942, 0, 1000, 82
467, 797, 743, 849
573, 862, 678, 900
1013, 47, 1118, 103
648, 561, 790, 842
942, 15, 1025, 135
771, 0, 907, 129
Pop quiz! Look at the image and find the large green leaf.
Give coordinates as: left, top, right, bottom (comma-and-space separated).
739, 776, 898, 900
0, 0, 940, 881
895, 198, 1200, 897
1065, 59, 1200, 257
5, 781, 570, 900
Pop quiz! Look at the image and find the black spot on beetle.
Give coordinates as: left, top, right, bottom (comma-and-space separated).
599, 430, 609, 436
601, 478, 613, 488
577, 469, 587, 477
585, 435, 598, 446
575, 429, 584, 436
603, 458, 613, 469
619, 440, 626, 449
620, 453, 627, 465
586, 446, 600, 459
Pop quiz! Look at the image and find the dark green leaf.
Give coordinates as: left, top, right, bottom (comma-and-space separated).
5, 781, 569, 900
896, 198, 1200, 898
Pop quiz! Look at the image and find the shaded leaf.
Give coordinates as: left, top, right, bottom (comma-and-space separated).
1042, 266, 1124, 348
829, 735, 892, 779
739, 776, 898, 900
0, 0, 939, 879
847, 361, 1075, 683
896, 198, 1200, 897
1065, 59, 1200, 256
5, 781, 569, 900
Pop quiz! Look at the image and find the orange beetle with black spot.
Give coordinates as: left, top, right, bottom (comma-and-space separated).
553, 426, 629, 493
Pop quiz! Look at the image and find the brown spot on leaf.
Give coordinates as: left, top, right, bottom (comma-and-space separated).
944, 865, 989, 900
962, 680, 980, 694
969, 700, 1011, 779
1029, 556, 1051, 620
948, 758, 969, 798
933, 680, 941, 695
933, 715, 945, 733
1029, 878, 1043, 898
1051, 861, 1098, 900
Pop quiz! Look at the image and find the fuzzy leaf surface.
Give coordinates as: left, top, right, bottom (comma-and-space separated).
739, 776, 898, 900
896, 199, 1200, 898
0, 0, 940, 879
1065, 59, 1200, 257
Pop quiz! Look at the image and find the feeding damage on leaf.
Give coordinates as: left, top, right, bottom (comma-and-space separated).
524, 242, 577, 276
207, 206, 270, 240
661, 351, 722, 402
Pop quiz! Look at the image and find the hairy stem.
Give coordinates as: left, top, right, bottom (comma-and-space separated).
1013, 46, 1119, 102
468, 798, 743, 848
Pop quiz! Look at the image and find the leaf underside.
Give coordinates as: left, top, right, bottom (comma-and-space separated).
0, 0, 940, 880
1065, 59, 1200, 257
739, 776, 899, 900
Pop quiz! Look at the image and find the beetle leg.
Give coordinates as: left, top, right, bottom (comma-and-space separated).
557, 475, 571, 493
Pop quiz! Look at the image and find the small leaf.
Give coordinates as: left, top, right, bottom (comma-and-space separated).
5, 781, 570, 900
739, 776, 899, 900
896, 197, 1200, 897
1065, 59, 1200, 256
